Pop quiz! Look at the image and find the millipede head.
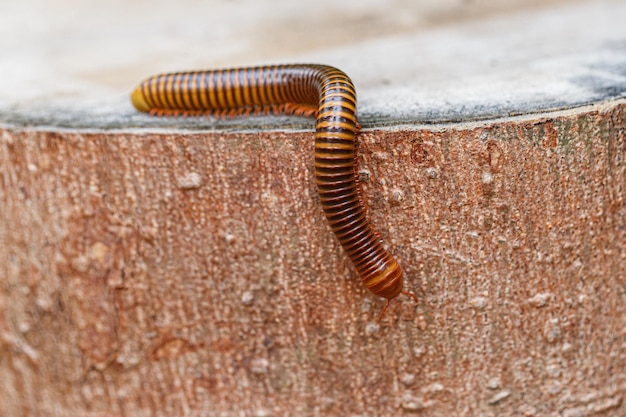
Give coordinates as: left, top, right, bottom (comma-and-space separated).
364, 259, 404, 299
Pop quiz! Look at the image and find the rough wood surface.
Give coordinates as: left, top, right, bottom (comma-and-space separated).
2, 102, 625, 417
1, 0, 626, 416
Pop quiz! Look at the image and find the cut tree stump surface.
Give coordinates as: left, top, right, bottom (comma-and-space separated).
1, 1, 625, 416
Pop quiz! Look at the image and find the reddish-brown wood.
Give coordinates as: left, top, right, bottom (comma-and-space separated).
1, 101, 624, 416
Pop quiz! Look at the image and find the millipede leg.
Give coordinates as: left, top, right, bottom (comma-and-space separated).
377, 292, 418, 322
378, 299, 391, 322
402, 291, 419, 304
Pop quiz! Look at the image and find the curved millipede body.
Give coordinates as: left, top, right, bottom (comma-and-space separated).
131, 64, 417, 318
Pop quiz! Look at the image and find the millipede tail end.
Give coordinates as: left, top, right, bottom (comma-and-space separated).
131, 87, 150, 113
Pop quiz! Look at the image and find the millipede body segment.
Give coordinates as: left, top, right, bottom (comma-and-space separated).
131, 64, 415, 317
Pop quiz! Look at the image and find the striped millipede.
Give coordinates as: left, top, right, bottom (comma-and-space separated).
131, 64, 417, 320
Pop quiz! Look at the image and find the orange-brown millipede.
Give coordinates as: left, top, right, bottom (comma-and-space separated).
131, 64, 417, 320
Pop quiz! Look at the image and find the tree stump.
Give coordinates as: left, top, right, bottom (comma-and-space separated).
1, 1, 625, 416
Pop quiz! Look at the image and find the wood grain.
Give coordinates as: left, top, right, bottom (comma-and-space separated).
1, 102, 624, 416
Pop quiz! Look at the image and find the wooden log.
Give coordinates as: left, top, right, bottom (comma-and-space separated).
1, 1, 625, 416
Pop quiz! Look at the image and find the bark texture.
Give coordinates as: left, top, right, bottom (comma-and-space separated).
1, 102, 625, 416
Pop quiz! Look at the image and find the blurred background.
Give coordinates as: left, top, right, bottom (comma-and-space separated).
1, 0, 625, 122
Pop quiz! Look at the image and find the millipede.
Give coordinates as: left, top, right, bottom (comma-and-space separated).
131, 64, 417, 320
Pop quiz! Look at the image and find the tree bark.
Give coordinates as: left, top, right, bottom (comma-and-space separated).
1, 101, 624, 416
